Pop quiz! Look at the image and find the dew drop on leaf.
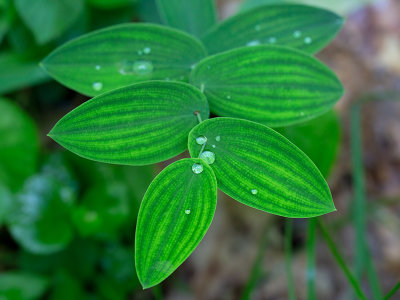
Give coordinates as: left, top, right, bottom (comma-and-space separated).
212, 144, 216, 148
251, 189, 258, 195
246, 40, 260, 47
192, 163, 203, 174
196, 136, 207, 145
143, 47, 151, 54
255, 24, 261, 31
92, 82, 103, 91
268, 37, 277, 44
293, 30, 302, 38
134, 61, 153, 75
215, 136, 221, 142
200, 151, 215, 165
185, 209, 191, 214
95, 65, 101, 70
304, 37, 312, 44
226, 95, 231, 99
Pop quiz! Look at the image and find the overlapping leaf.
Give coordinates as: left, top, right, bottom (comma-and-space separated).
202, 4, 343, 55
49, 81, 209, 165
156, 0, 217, 37
41, 23, 207, 96
135, 158, 217, 288
190, 45, 343, 127
188, 118, 335, 217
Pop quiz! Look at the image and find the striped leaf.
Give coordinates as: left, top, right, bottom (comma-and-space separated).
156, 0, 217, 37
49, 81, 209, 166
188, 118, 335, 217
190, 45, 343, 127
202, 4, 343, 55
41, 23, 207, 96
135, 158, 217, 288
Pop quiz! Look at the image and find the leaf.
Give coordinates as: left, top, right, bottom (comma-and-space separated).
156, 0, 217, 38
0, 183, 12, 226
202, 4, 344, 55
0, 97, 40, 192
278, 110, 341, 178
49, 81, 209, 166
0, 53, 50, 94
137, 0, 162, 23
41, 23, 207, 96
0, 272, 49, 300
88, 0, 135, 9
135, 158, 217, 288
190, 45, 343, 127
188, 118, 335, 218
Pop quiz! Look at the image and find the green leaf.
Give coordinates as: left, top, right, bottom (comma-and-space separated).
156, 0, 217, 37
41, 23, 207, 96
49, 81, 209, 166
14, 0, 84, 44
88, 0, 135, 9
279, 110, 341, 178
190, 45, 343, 127
0, 183, 12, 226
202, 4, 344, 55
135, 158, 217, 288
0, 53, 50, 94
0, 97, 40, 192
137, 0, 162, 23
188, 118, 335, 217
0, 272, 49, 300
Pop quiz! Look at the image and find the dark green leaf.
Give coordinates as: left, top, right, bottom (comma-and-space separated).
279, 110, 341, 178
202, 4, 344, 55
88, 0, 135, 9
137, 0, 162, 23
49, 81, 209, 166
188, 118, 335, 217
14, 0, 84, 44
0, 183, 12, 226
156, 0, 217, 37
190, 45, 343, 127
135, 158, 217, 288
0, 97, 39, 191
0, 272, 49, 300
41, 23, 207, 96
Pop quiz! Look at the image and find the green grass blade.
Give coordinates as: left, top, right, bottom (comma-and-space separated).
285, 219, 296, 300
49, 81, 209, 166
156, 0, 217, 37
190, 45, 343, 127
202, 4, 343, 55
41, 23, 207, 96
306, 218, 317, 300
188, 117, 335, 217
135, 158, 217, 288
384, 282, 400, 300
317, 219, 368, 300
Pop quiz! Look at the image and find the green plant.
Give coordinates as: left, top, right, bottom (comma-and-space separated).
41, 2, 344, 289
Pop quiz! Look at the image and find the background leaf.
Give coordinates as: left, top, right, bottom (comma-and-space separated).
49, 81, 209, 166
0, 182, 12, 227
190, 45, 343, 127
0, 272, 49, 300
188, 118, 335, 217
156, 0, 217, 37
279, 110, 341, 178
14, 0, 84, 44
42, 23, 207, 96
135, 158, 217, 288
202, 4, 343, 55
0, 97, 39, 192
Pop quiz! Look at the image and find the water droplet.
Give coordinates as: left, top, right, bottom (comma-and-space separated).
304, 37, 312, 44
138, 50, 143, 55
192, 163, 203, 174
190, 64, 196, 70
200, 151, 215, 165
185, 209, 191, 214
247, 40, 260, 47
143, 47, 151, 54
134, 61, 153, 75
226, 95, 231, 99
255, 24, 261, 31
165, 77, 170, 81
268, 37, 277, 44
196, 136, 207, 145
212, 144, 216, 148
251, 189, 258, 195
95, 65, 101, 70
293, 30, 302, 38
92, 82, 103, 91
215, 136, 221, 142
300, 112, 305, 116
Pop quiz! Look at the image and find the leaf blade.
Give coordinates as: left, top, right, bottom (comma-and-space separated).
203, 4, 343, 55
41, 23, 207, 96
188, 117, 335, 218
190, 45, 343, 127
49, 81, 209, 166
135, 158, 217, 288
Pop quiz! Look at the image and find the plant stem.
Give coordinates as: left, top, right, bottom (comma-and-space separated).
195, 111, 203, 123
317, 218, 368, 300
306, 218, 317, 300
285, 218, 296, 300
383, 281, 400, 300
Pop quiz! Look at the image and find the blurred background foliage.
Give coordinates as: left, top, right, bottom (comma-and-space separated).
0, 0, 399, 299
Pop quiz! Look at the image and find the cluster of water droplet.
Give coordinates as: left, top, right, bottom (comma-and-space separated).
246, 27, 312, 47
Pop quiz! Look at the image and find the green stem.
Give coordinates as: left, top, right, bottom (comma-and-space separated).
195, 111, 203, 123
285, 219, 296, 300
306, 218, 317, 300
317, 219, 368, 300
384, 281, 400, 300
